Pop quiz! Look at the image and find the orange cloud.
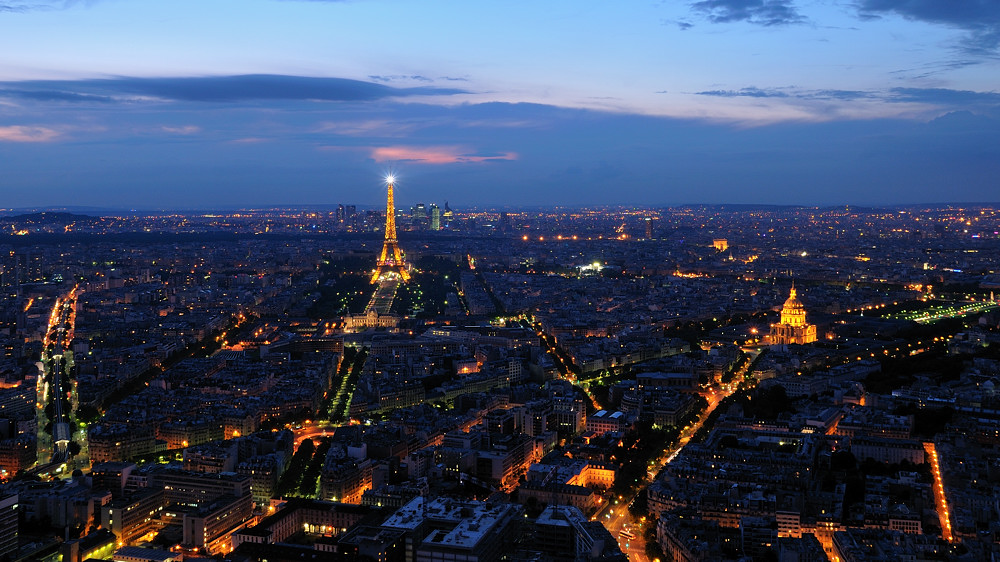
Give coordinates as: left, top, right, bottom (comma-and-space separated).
371, 145, 516, 164
0, 125, 60, 142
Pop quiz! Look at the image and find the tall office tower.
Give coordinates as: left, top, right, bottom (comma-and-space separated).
430, 204, 441, 231
500, 212, 512, 233
413, 202, 427, 221
371, 176, 410, 283
336, 204, 345, 224
645, 217, 653, 239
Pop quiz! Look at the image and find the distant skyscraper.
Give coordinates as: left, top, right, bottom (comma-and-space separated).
336, 204, 345, 224
500, 212, 512, 233
443, 201, 454, 229
411, 203, 428, 230
430, 204, 440, 231
645, 217, 653, 239
345, 205, 358, 231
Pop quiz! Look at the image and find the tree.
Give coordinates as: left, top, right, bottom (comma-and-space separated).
644, 524, 664, 560
76, 404, 101, 424
629, 490, 648, 516
275, 439, 315, 497
744, 385, 794, 420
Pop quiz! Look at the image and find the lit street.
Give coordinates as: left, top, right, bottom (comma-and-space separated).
925, 442, 954, 543
35, 286, 85, 473
590, 349, 757, 559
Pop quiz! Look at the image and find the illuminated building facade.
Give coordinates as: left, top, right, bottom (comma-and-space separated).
768, 285, 817, 345
370, 176, 410, 283
0, 494, 16, 559
430, 203, 441, 230
231, 499, 371, 551
102, 488, 165, 547
182, 494, 254, 554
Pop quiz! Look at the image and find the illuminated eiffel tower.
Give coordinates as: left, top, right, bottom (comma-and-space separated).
370, 175, 410, 283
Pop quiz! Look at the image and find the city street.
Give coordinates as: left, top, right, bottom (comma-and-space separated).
35, 286, 85, 473
593, 350, 757, 560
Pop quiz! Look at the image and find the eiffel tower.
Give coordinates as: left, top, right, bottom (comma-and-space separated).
370, 175, 410, 283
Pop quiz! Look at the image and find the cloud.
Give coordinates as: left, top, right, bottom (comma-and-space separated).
0, 125, 60, 142
161, 125, 201, 135
809, 90, 876, 101
694, 87, 893, 102
0, 1, 48, 12
0, 74, 467, 104
0, 0, 98, 12
690, 0, 805, 26
857, 0, 1000, 54
316, 119, 425, 137
888, 87, 1000, 106
2, 98, 999, 208
662, 19, 695, 30
459, 119, 543, 129
696, 87, 790, 98
0, 89, 114, 103
685, 84, 1000, 122
370, 145, 517, 164
888, 58, 984, 80
368, 75, 433, 83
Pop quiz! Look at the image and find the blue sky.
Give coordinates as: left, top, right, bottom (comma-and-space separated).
1, 0, 999, 209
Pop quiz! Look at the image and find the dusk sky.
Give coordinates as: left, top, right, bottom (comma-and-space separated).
1, 0, 999, 209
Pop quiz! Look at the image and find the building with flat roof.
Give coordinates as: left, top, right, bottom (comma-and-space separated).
585, 410, 628, 436
535, 504, 627, 562
152, 468, 251, 505
101, 488, 165, 547
382, 497, 522, 562
62, 529, 117, 562
112, 545, 180, 562
232, 498, 373, 550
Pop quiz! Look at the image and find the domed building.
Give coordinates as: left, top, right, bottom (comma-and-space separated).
768, 285, 817, 345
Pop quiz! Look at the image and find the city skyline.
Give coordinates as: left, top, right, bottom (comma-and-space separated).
1, 1, 999, 207
0, 197, 998, 558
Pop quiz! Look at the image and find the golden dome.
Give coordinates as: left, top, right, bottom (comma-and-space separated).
783, 286, 804, 310
769, 282, 817, 345
780, 285, 807, 327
